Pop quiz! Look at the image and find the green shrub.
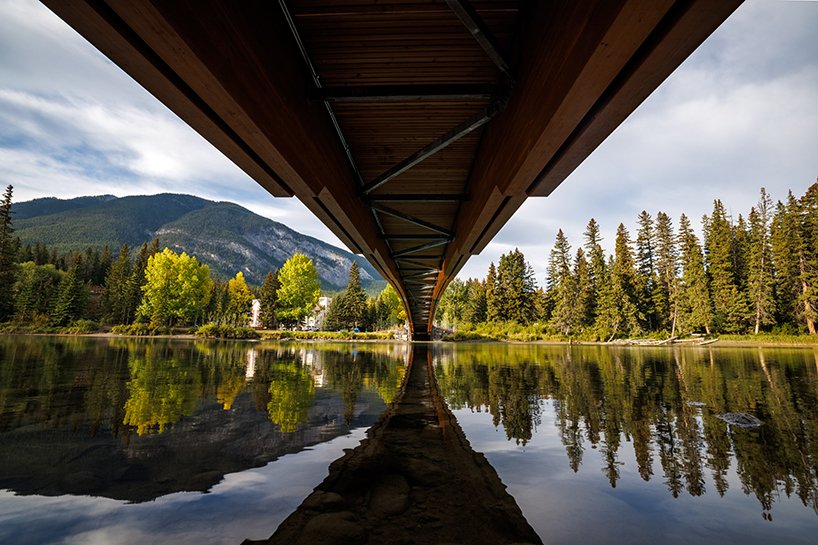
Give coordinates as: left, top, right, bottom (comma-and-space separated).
61, 319, 99, 334
195, 324, 261, 339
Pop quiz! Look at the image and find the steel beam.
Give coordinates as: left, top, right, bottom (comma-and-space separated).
361, 105, 500, 195
369, 204, 453, 237
445, 0, 512, 77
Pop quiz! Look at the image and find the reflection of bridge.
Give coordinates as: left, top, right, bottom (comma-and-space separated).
45, 1, 741, 339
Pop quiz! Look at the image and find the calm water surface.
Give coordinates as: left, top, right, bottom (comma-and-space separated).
434, 343, 818, 545
0, 336, 408, 544
2, 337, 817, 545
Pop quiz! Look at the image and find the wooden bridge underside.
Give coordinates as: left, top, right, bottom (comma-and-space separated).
45, 0, 741, 339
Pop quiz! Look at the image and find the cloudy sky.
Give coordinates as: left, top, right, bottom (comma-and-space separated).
1, 0, 816, 285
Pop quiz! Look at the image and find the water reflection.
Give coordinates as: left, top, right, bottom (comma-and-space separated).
0, 336, 407, 504
434, 344, 818, 517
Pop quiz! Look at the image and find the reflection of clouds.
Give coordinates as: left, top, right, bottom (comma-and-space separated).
0, 430, 367, 545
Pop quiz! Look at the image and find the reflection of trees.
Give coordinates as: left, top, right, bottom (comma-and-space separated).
123, 344, 202, 435
435, 344, 818, 515
1, 338, 408, 440
267, 360, 315, 432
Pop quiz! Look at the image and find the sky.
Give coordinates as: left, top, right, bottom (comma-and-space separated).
1, 0, 816, 287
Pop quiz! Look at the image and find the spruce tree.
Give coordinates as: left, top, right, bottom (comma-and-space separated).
258, 270, 279, 329
611, 223, 641, 335
677, 214, 712, 334
770, 195, 802, 328
486, 262, 499, 322
583, 218, 606, 324
496, 248, 536, 324
548, 230, 575, 334
50, 266, 88, 326
573, 247, 593, 330
635, 211, 658, 330
654, 211, 678, 334
0, 185, 17, 321
704, 200, 749, 333
747, 188, 776, 334
797, 182, 818, 333
102, 244, 133, 324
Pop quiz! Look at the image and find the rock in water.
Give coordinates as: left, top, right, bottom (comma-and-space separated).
716, 412, 763, 428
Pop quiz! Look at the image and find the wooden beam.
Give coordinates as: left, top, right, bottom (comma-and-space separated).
316, 84, 497, 102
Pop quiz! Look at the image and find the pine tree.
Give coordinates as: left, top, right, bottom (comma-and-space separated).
704, 200, 749, 333
0, 185, 17, 321
583, 218, 606, 324
548, 230, 575, 334
610, 223, 641, 335
50, 266, 88, 326
339, 261, 368, 330
573, 247, 593, 330
496, 248, 537, 324
635, 211, 658, 330
797, 181, 818, 333
102, 244, 133, 324
654, 211, 678, 334
771, 195, 802, 328
258, 270, 279, 329
486, 262, 499, 322
463, 278, 487, 324
747, 188, 776, 334
677, 214, 712, 335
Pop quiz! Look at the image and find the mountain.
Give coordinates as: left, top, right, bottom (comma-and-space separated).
13, 193, 382, 290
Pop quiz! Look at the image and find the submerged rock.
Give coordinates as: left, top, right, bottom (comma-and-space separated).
717, 412, 763, 428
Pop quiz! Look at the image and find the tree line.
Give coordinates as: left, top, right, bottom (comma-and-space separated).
437, 182, 818, 338
0, 185, 404, 333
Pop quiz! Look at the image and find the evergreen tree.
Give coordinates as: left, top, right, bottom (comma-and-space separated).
495, 248, 537, 324
547, 230, 575, 334
486, 262, 499, 322
797, 181, 818, 333
677, 214, 712, 334
437, 277, 468, 328
336, 261, 368, 330
704, 200, 749, 333
13, 262, 62, 322
50, 266, 88, 326
463, 278, 487, 324
654, 211, 678, 334
770, 195, 802, 328
0, 185, 17, 321
102, 244, 133, 324
258, 270, 279, 329
600, 224, 641, 337
732, 214, 750, 292
747, 188, 776, 334
97, 245, 113, 286
635, 211, 657, 330
583, 218, 607, 324
573, 247, 593, 330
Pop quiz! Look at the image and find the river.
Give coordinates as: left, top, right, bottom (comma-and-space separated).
1, 336, 816, 544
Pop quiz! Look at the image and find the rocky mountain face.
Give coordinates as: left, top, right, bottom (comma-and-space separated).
13, 193, 381, 289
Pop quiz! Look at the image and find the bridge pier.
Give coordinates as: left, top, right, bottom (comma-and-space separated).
245, 343, 541, 545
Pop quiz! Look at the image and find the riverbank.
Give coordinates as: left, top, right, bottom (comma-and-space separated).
2, 325, 817, 347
